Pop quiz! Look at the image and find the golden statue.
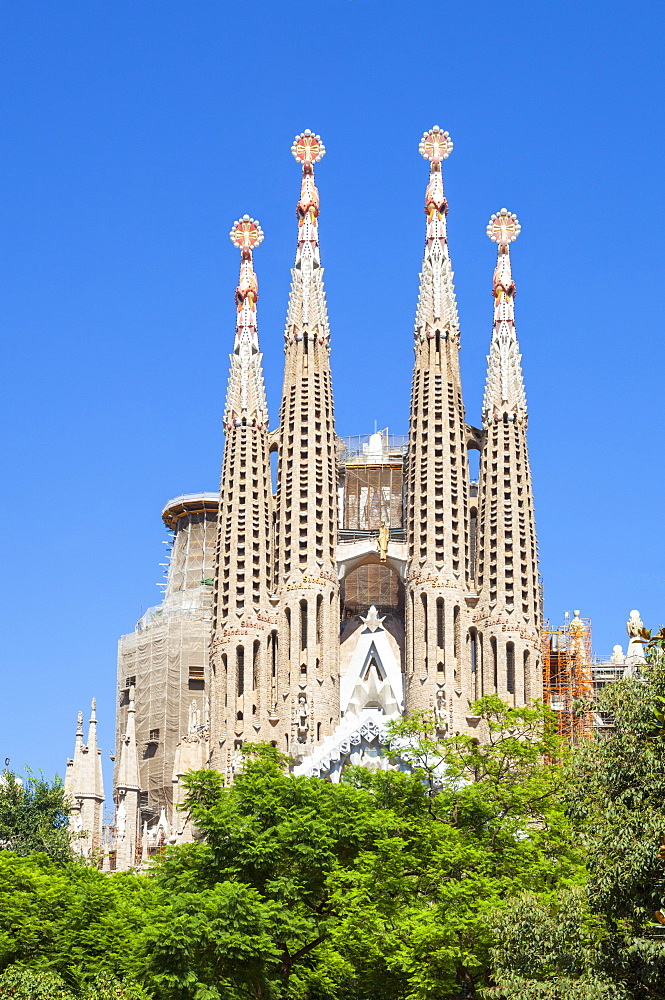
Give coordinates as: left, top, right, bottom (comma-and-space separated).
377, 519, 389, 563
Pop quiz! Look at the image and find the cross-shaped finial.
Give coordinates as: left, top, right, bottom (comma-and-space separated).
419, 126, 453, 163
229, 215, 264, 250
487, 208, 521, 246
291, 130, 326, 165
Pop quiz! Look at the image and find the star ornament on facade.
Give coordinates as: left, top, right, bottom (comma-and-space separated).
419, 126, 453, 163
291, 130, 326, 165
229, 215, 264, 250
360, 605, 385, 632
487, 208, 521, 247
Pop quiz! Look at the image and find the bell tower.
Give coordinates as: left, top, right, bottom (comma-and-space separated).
209, 217, 275, 780
274, 131, 340, 756
473, 210, 542, 703
404, 128, 473, 728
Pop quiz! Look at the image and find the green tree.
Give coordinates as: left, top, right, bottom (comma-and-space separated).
138, 702, 583, 1000
0, 769, 71, 864
563, 647, 665, 998
0, 852, 157, 993
486, 888, 623, 1000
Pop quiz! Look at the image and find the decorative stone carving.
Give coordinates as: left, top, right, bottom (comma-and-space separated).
296, 693, 309, 744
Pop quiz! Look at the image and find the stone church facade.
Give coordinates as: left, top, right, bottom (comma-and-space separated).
65, 128, 543, 866
210, 127, 542, 783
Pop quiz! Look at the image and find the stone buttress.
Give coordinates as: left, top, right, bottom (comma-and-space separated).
473, 210, 542, 703
274, 132, 340, 756
209, 218, 276, 781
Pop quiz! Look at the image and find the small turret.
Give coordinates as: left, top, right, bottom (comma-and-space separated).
64, 699, 104, 857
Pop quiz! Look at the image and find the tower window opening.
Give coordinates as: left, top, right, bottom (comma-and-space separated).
453, 606, 460, 659
188, 665, 205, 691
236, 647, 245, 697
300, 599, 308, 651
506, 643, 515, 695
421, 593, 428, 645
436, 598, 445, 649
491, 638, 498, 692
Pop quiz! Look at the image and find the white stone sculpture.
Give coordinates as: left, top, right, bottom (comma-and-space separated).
610, 644, 625, 665
296, 693, 309, 744
625, 610, 646, 667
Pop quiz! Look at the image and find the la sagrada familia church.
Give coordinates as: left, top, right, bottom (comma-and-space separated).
64, 126, 546, 869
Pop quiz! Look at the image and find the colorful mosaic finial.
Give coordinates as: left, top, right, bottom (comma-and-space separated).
291, 130, 326, 165
419, 126, 453, 164
229, 215, 264, 251
487, 208, 521, 247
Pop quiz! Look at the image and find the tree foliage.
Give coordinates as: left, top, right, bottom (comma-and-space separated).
561, 642, 665, 999
137, 701, 582, 1000
0, 768, 71, 864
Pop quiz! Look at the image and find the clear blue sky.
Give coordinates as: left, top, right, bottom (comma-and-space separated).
0, 0, 662, 784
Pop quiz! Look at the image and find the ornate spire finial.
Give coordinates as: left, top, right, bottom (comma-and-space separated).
482, 208, 526, 422
228, 215, 263, 356
90, 697, 97, 721
76, 711, 83, 734
291, 131, 324, 265
413, 126, 459, 337
420, 127, 453, 249
229, 214, 264, 253
223, 217, 268, 430
487, 207, 521, 248
419, 126, 453, 164
291, 129, 326, 166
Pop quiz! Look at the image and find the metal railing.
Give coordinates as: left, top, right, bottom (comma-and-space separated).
338, 528, 406, 544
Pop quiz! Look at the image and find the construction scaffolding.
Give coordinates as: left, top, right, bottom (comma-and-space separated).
115, 493, 218, 822
541, 613, 595, 743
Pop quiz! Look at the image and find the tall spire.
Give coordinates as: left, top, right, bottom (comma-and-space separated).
474, 210, 541, 705
209, 216, 274, 782
482, 209, 527, 423
223, 216, 268, 430
413, 127, 460, 345
405, 127, 472, 722
273, 129, 340, 756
